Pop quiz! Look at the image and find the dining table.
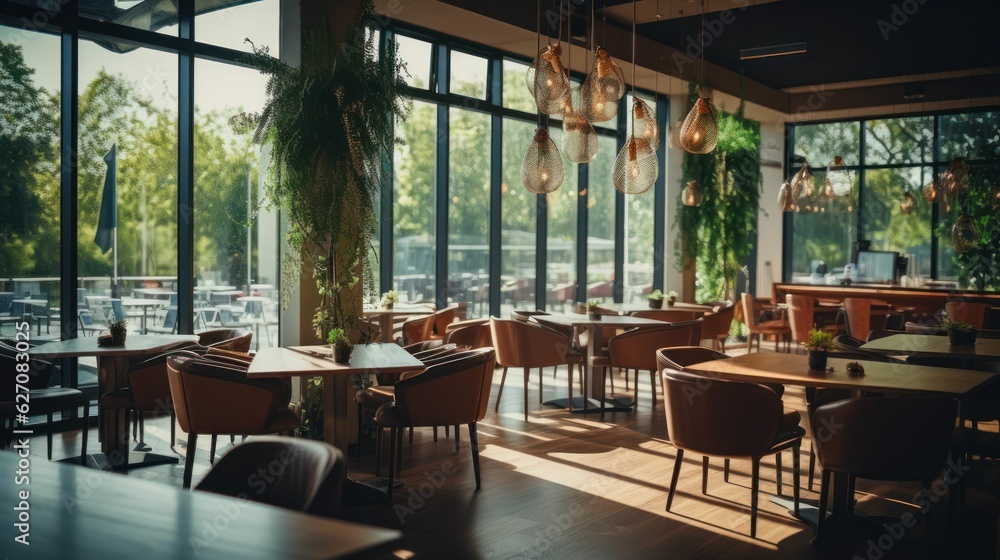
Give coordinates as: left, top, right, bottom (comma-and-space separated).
362, 303, 435, 343
0, 451, 403, 560
861, 333, 1000, 361
12, 299, 50, 335
28, 334, 200, 469
534, 313, 669, 412
683, 351, 996, 529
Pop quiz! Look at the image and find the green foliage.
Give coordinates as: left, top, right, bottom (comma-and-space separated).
673, 82, 762, 302
381, 290, 398, 305
245, 0, 407, 338
586, 300, 599, 311
943, 167, 1000, 291
326, 327, 348, 345
942, 319, 976, 333
648, 289, 664, 300
105, 318, 127, 333
803, 328, 834, 351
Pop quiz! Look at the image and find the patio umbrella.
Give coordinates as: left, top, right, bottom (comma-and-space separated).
95, 144, 118, 296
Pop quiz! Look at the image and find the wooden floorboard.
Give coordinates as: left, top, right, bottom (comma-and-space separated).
30, 354, 1000, 559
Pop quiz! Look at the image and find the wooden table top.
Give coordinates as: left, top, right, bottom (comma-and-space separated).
605, 302, 716, 314
27, 334, 199, 359
536, 313, 669, 328
682, 352, 995, 396
247, 343, 425, 379
0, 452, 401, 559
362, 304, 435, 317
862, 334, 1000, 359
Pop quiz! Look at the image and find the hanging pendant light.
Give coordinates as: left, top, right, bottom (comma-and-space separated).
900, 192, 915, 215
680, 96, 718, 154
921, 180, 938, 202
791, 162, 816, 198
580, 47, 625, 122
521, 128, 564, 194
991, 184, 1000, 211
613, 136, 658, 195
939, 158, 969, 197
825, 156, 851, 196
563, 89, 599, 163
526, 44, 570, 115
632, 97, 659, 150
778, 180, 796, 212
951, 212, 980, 253
683, 180, 703, 207
666, 115, 684, 149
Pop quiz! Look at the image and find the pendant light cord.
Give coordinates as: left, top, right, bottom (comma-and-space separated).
631, 0, 637, 136
699, 0, 705, 93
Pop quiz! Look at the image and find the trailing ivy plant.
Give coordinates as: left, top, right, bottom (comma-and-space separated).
938, 167, 1000, 291
673, 81, 762, 302
239, 0, 407, 438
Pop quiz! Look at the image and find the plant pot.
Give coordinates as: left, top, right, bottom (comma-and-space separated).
382, 302, 393, 310
333, 343, 353, 364
648, 299, 663, 309
807, 350, 827, 371
588, 313, 602, 321
110, 330, 127, 346
949, 330, 977, 346
667, 298, 676, 307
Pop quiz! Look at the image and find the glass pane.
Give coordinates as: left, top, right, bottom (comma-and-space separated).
397, 35, 432, 90
0, 27, 61, 347
624, 176, 655, 303
194, 59, 277, 350
450, 50, 486, 100
195, 0, 280, 55
793, 121, 861, 168
865, 117, 933, 165
547, 127, 579, 312
502, 60, 535, 114
940, 111, 1000, 162
788, 169, 858, 282
80, 0, 178, 37
586, 134, 618, 303
501, 118, 538, 316
448, 107, 491, 317
78, 38, 178, 345
393, 99, 436, 303
861, 167, 933, 279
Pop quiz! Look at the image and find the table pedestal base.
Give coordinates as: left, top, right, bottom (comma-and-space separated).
542, 396, 634, 414
58, 451, 179, 471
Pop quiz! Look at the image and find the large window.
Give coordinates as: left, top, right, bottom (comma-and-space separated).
501, 119, 538, 315
393, 100, 437, 303
586, 135, 618, 302
788, 110, 1000, 283
448, 107, 491, 317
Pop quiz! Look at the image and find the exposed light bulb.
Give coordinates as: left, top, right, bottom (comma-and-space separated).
630, 162, 641, 178
541, 170, 550, 182
546, 78, 553, 87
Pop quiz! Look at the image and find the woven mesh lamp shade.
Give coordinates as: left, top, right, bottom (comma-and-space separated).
791, 163, 816, 198
612, 137, 657, 195
992, 185, 1000, 210
939, 158, 969, 197
825, 156, 851, 196
922, 180, 938, 202
521, 128, 564, 194
683, 180, 703, 207
526, 45, 570, 115
562, 87, 599, 163
580, 47, 625, 123
679, 97, 718, 154
778, 180, 796, 212
951, 212, 980, 253
900, 192, 915, 215
666, 115, 684, 149
632, 98, 659, 150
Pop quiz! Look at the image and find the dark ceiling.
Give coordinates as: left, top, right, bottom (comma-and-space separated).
612, 0, 1000, 90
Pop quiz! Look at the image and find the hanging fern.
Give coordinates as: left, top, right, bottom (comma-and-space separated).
673, 81, 762, 302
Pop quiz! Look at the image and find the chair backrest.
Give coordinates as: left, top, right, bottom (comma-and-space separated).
392, 348, 497, 426
110, 300, 124, 321
813, 397, 957, 481
843, 298, 890, 341
656, 346, 729, 371
489, 318, 569, 368
946, 301, 989, 329
79, 309, 95, 327
608, 321, 703, 371
195, 436, 346, 517
630, 309, 698, 322
510, 309, 550, 322
661, 370, 785, 458
444, 323, 493, 348
740, 293, 761, 328
699, 302, 735, 343
433, 304, 459, 336
198, 328, 253, 352
785, 294, 816, 345
163, 307, 178, 331
128, 349, 202, 409
402, 314, 436, 345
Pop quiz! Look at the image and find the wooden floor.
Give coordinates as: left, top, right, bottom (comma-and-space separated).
31, 349, 1000, 559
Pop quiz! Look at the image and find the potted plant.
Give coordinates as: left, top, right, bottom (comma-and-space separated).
667, 291, 678, 307
106, 318, 128, 346
943, 319, 977, 346
803, 328, 834, 370
327, 327, 352, 363
380, 290, 398, 310
647, 290, 664, 309
586, 300, 602, 320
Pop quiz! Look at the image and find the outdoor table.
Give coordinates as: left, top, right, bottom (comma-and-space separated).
362, 303, 435, 343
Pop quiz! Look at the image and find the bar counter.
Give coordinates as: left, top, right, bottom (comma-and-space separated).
773, 282, 1000, 314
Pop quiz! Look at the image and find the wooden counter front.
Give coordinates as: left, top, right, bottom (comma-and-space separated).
773, 283, 1000, 314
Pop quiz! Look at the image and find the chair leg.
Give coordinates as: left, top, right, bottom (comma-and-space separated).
600, 367, 607, 422
408, 426, 413, 444
702, 456, 709, 495
649, 369, 657, 407
170, 411, 176, 447
445, 425, 450, 438
523, 368, 530, 422
724, 458, 730, 482
433, 426, 438, 441
808, 443, 816, 491
46, 412, 53, 461
567, 364, 574, 413
375, 424, 384, 477
494, 367, 508, 412
77, 402, 90, 464
454, 425, 460, 452
750, 459, 760, 538
538, 367, 543, 403
132, 410, 138, 441
775, 451, 783, 496
183, 433, 197, 489
357, 406, 364, 459
209, 435, 217, 465
633, 369, 639, 407
815, 469, 831, 542
396, 425, 404, 474
140, 414, 145, 443
469, 423, 481, 490
386, 427, 397, 499
666, 449, 684, 512
793, 443, 801, 517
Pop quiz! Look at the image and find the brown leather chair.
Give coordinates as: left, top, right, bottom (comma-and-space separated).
699, 302, 735, 351
490, 318, 574, 421
400, 314, 435, 345
786, 294, 840, 349
741, 293, 790, 352
432, 304, 459, 338
195, 436, 345, 517
167, 354, 300, 488
376, 348, 497, 497
0, 348, 89, 463
630, 309, 699, 322
594, 320, 702, 421
444, 321, 493, 348
812, 397, 957, 543
945, 301, 990, 329
660, 366, 804, 538
197, 328, 253, 353
843, 298, 890, 341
